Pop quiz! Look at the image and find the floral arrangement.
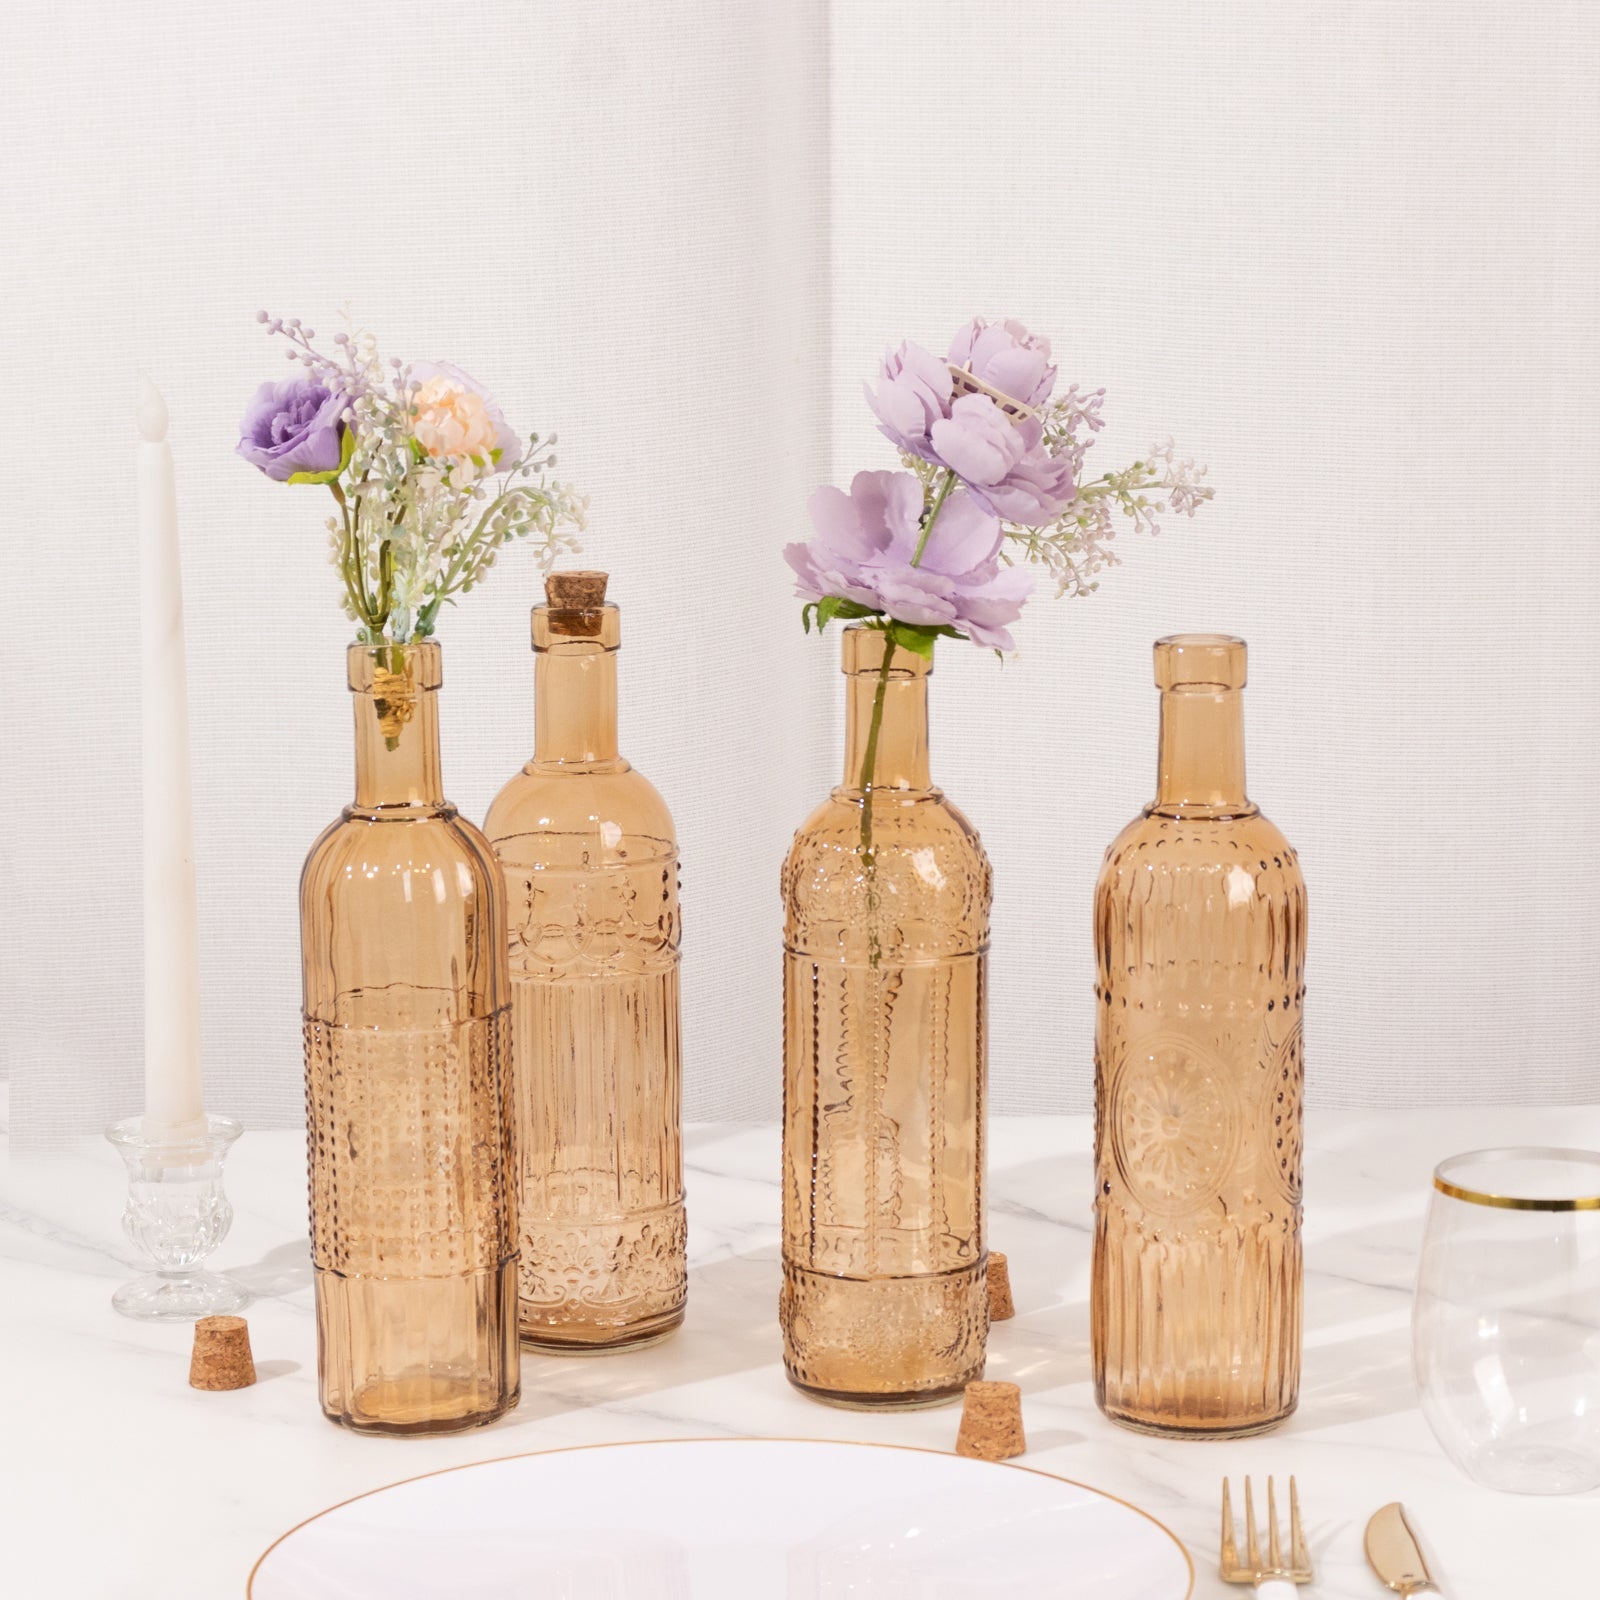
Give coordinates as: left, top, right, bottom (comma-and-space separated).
787, 316, 1212, 661
238, 312, 587, 644
787, 316, 1212, 850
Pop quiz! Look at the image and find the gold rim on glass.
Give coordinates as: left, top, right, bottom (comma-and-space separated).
247, 1435, 1195, 1597
1432, 1147, 1600, 1213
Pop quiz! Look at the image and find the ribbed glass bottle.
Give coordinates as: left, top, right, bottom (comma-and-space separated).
485, 572, 685, 1353
781, 625, 990, 1409
301, 641, 520, 1435
1092, 634, 1306, 1437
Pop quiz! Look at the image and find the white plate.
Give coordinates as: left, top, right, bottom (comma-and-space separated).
250, 1437, 1193, 1598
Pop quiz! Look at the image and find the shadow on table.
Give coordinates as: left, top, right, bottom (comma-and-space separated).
501, 1243, 1099, 1429
984, 1150, 1096, 1234
1296, 1324, 1416, 1429
984, 1212, 1423, 1432
508, 1246, 788, 1423
226, 1238, 313, 1299
1295, 1218, 1422, 1429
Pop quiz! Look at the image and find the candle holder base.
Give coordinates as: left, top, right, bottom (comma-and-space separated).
105, 1114, 249, 1323
112, 1269, 250, 1322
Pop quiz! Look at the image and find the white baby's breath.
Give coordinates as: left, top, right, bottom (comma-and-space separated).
259, 309, 586, 643
903, 392, 1216, 601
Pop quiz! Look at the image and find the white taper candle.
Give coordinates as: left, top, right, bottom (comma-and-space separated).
137, 380, 206, 1140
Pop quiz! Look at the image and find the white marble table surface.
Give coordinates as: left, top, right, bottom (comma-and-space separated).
4, 1105, 1598, 1598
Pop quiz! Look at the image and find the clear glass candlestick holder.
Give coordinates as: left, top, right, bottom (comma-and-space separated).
105, 1114, 250, 1321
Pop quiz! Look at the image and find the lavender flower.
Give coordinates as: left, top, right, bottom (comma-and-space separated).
948, 316, 1057, 408
864, 321, 1076, 526
236, 378, 349, 483
930, 398, 1076, 521
864, 340, 952, 462
785, 470, 1032, 652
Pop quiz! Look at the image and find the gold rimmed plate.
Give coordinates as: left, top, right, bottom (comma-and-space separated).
250, 1437, 1194, 1598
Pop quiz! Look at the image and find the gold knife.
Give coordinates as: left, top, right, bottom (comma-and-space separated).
1365, 1503, 1439, 1596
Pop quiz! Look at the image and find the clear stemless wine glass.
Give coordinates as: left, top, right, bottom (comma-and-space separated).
1414, 1147, 1600, 1495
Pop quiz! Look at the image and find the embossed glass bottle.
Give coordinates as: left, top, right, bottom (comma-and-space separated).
302, 641, 520, 1434
1092, 634, 1306, 1437
781, 625, 991, 1408
485, 572, 686, 1352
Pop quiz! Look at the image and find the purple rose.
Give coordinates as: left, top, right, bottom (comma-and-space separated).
236, 378, 349, 483
785, 469, 1033, 652
948, 317, 1057, 408
865, 340, 953, 461
930, 397, 1076, 522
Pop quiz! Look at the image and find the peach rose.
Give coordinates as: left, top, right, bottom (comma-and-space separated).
408, 362, 521, 466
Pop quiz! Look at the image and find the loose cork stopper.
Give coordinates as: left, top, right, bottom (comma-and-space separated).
955, 1380, 1027, 1461
987, 1253, 1016, 1321
545, 570, 609, 637
189, 1315, 257, 1391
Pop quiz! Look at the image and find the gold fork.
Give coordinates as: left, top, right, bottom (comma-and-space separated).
1221, 1476, 1313, 1595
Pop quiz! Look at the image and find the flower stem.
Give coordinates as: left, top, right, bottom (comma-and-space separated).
858, 628, 898, 972
858, 628, 897, 859
910, 470, 955, 568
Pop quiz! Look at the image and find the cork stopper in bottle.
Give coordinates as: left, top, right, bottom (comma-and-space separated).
987, 1252, 1016, 1321
189, 1315, 257, 1391
545, 570, 609, 637
955, 1380, 1027, 1460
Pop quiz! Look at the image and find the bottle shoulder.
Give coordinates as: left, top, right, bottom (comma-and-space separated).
789, 788, 985, 855
1098, 806, 1302, 886
783, 789, 991, 958
1093, 803, 1307, 983
485, 759, 676, 866
301, 805, 502, 894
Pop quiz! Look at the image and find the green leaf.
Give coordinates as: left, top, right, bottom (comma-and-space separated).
886, 619, 964, 659
803, 594, 879, 635
286, 424, 357, 486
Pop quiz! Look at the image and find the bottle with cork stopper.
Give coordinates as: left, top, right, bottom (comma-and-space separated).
1091, 634, 1306, 1437
485, 571, 687, 1352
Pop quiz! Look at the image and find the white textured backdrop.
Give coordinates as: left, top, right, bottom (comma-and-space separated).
830, 2, 1600, 1115
1, 1, 834, 1145
3, 2, 1598, 1146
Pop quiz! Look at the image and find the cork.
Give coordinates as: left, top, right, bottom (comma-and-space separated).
189, 1316, 256, 1391
955, 1380, 1026, 1461
545, 570, 609, 636
987, 1252, 1015, 1321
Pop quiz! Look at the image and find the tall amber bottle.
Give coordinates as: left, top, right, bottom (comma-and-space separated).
781, 625, 990, 1408
1092, 634, 1306, 1437
485, 572, 685, 1352
301, 642, 520, 1435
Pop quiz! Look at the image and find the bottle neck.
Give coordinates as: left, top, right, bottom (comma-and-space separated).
535, 641, 619, 763
1153, 686, 1253, 817
349, 644, 445, 811
842, 631, 932, 792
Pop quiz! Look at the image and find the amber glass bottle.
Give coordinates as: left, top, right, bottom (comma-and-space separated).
485, 572, 685, 1353
301, 642, 519, 1434
781, 625, 990, 1408
1092, 634, 1306, 1437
